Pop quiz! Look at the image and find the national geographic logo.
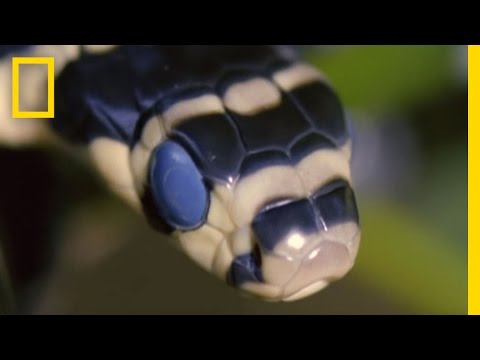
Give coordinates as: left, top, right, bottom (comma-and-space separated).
11, 57, 54, 119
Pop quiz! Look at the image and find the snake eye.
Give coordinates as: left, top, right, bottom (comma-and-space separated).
148, 140, 209, 230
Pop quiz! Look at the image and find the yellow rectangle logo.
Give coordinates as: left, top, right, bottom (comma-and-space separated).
469, 45, 480, 315
11, 57, 55, 119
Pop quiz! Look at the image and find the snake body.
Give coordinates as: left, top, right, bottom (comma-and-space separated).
0, 45, 360, 301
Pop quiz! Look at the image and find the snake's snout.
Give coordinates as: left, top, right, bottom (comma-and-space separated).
254, 229, 360, 301
227, 187, 361, 301
280, 238, 359, 301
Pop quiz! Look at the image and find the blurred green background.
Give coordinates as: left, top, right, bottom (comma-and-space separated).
0, 45, 467, 314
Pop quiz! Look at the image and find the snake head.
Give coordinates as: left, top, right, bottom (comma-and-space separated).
135, 132, 360, 301
129, 61, 361, 301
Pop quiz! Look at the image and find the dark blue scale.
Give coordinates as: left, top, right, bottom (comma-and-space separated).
239, 150, 291, 178
252, 199, 320, 252
169, 113, 246, 184
313, 180, 359, 227
289, 132, 338, 163
286, 81, 348, 146
226, 251, 264, 287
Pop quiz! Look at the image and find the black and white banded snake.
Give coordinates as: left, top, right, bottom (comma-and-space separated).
0, 45, 360, 304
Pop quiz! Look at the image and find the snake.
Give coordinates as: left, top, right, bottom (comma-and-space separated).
0, 45, 360, 302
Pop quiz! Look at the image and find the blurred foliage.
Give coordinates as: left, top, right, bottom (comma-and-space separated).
418, 144, 467, 250
306, 45, 458, 116
354, 199, 466, 314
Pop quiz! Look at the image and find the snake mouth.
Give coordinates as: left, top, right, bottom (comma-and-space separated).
278, 239, 356, 300
282, 280, 330, 302
233, 228, 361, 301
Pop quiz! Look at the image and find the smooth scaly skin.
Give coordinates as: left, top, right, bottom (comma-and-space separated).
0, 45, 360, 302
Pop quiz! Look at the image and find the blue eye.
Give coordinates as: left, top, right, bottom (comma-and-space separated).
148, 140, 209, 230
